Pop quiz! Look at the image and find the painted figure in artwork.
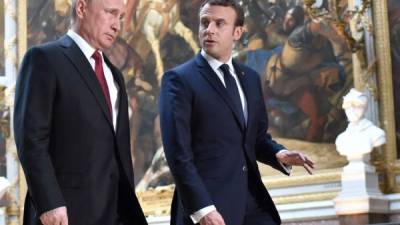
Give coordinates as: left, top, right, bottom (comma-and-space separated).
124, 0, 200, 83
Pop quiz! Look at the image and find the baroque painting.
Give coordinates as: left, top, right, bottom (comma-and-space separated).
27, 0, 353, 190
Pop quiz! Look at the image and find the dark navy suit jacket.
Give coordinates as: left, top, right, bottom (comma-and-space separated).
160, 53, 289, 225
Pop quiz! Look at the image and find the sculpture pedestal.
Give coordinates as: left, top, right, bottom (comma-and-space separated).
337, 213, 389, 225
334, 155, 389, 224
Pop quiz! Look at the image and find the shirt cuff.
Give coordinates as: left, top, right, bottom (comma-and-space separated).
190, 205, 216, 224
277, 149, 292, 174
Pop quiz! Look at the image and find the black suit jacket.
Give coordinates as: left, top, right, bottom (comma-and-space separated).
14, 35, 147, 225
159, 54, 289, 225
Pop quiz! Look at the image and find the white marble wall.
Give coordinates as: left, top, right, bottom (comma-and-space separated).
143, 194, 400, 224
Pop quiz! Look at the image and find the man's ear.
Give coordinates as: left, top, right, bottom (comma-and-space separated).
75, 0, 88, 19
233, 26, 244, 41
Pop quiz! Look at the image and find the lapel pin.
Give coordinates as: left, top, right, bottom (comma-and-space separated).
241, 72, 245, 76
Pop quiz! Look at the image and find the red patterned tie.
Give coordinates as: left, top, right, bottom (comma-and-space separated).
92, 50, 112, 120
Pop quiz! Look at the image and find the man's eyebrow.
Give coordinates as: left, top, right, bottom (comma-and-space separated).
215, 18, 226, 23
105, 7, 121, 13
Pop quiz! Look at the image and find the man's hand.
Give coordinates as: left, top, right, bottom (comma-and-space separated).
200, 210, 226, 225
40, 206, 68, 225
276, 150, 314, 174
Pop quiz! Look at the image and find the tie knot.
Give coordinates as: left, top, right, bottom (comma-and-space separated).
220, 64, 230, 74
92, 50, 102, 62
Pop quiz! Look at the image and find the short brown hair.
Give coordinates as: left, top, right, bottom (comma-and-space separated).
199, 0, 245, 27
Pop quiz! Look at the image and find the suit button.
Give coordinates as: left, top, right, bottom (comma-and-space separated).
243, 166, 248, 172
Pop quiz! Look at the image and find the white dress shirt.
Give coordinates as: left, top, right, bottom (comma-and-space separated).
201, 49, 248, 122
190, 50, 291, 223
67, 30, 119, 130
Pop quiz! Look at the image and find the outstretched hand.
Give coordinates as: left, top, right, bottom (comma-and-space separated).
276, 150, 314, 174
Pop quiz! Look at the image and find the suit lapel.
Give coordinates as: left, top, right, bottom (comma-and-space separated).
104, 55, 123, 89
234, 61, 262, 163
233, 60, 252, 129
104, 55, 135, 186
59, 35, 114, 130
196, 54, 245, 131
104, 55, 123, 134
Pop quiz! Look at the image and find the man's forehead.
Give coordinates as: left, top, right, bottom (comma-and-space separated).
199, 4, 236, 19
99, 0, 125, 6
200, 13, 227, 21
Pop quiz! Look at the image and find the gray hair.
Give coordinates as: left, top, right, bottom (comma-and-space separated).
70, 0, 92, 23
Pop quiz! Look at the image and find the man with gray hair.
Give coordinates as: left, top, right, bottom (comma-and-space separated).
14, 0, 147, 224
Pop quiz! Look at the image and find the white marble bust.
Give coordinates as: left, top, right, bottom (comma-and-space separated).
335, 89, 386, 157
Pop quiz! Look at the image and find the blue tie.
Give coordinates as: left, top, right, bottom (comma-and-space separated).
220, 64, 245, 125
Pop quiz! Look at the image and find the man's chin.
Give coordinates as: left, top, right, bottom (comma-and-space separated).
100, 42, 114, 50
203, 49, 218, 58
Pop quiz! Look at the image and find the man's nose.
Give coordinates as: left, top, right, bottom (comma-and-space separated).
204, 22, 216, 34
112, 19, 122, 33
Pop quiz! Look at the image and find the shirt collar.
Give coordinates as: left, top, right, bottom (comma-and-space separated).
201, 49, 234, 73
67, 29, 103, 62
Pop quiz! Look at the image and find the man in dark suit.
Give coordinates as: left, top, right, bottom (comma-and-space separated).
13, 0, 148, 224
159, 1, 314, 225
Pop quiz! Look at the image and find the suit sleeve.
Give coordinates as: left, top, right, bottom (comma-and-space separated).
253, 73, 290, 175
14, 47, 66, 215
159, 71, 214, 215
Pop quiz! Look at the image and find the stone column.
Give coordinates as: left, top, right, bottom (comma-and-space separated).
2, 0, 17, 87
2, 0, 19, 224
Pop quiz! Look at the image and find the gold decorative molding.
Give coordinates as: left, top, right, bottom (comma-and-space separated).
17, 0, 27, 223
273, 191, 339, 205
6, 221, 19, 225
305, 0, 371, 53
17, 0, 26, 64
4, 85, 15, 108
263, 171, 341, 189
387, 162, 400, 192
6, 203, 20, 225
136, 185, 339, 216
373, 0, 398, 193
137, 186, 174, 216
4, 0, 16, 21
5, 204, 19, 217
